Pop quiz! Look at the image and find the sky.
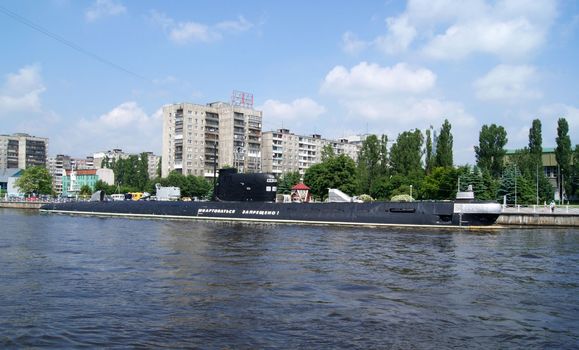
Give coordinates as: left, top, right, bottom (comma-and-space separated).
0, 0, 578, 164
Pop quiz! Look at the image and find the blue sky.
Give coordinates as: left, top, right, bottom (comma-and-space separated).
1, 0, 578, 164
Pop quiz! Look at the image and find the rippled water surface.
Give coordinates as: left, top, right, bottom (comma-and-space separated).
1, 208, 578, 349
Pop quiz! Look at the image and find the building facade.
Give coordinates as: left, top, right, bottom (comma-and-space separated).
61, 168, 114, 197
261, 129, 361, 176
0, 168, 23, 197
47, 154, 72, 195
162, 102, 263, 178
0, 133, 48, 170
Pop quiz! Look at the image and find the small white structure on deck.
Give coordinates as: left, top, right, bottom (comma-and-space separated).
155, 183, 181, 201
327, 189, 362, 203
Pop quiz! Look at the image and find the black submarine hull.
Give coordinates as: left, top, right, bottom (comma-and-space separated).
40, 200, 501, 228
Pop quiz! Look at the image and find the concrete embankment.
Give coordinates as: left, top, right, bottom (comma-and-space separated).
0, 201, 46, 209
497, 207, 579, 227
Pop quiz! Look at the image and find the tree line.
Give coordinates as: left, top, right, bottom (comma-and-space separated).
96, 153, 212, 199
279, 118, 578, 204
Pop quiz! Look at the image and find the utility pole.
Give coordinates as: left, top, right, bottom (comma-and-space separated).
514, 164, 517, 207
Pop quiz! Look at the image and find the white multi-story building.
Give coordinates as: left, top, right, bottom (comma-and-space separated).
162, 102, 262, 178
0, 133, 48, 170
47, 154, 72, 195
261, 129, 361, 176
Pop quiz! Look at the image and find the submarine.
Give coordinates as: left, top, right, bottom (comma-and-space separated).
41, 168, 502, 228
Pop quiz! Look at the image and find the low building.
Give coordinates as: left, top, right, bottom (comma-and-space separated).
0, 168, 23, 197
61, 168, 114, 197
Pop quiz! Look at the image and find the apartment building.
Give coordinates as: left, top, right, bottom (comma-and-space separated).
0, 133, 48, 170
47, 154, 72, 195
261, 129, 361, 176
162, 102, 263, 178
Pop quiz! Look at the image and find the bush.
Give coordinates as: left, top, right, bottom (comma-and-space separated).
391, 194, 414, 202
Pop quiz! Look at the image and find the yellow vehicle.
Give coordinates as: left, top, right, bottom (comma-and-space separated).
128, 192, 143, 201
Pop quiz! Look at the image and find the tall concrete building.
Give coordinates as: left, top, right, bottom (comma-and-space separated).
162, 101, 262, 178
261, 129, 361, 176
0, 133, 48, 170
47, 154, 72, 195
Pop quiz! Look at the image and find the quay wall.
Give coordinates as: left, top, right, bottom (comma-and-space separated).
0, 201, 45, 209
497, 206, 578, 227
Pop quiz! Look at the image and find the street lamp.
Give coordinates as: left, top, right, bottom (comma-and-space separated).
212, 139, 218, 201
410, 184, 413, 200
514, 164, 517, 207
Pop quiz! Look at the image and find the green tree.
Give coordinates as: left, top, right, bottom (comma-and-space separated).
379, 134, 389, 174
435, 119, 453, 168
458, 166, 499, 200
101, 156, 111, 168
277, 171, 301, 194
508, 148, 552, 204
390, 129, 424, 176
356, 134, 383, 194
15, 166, 53, 195
94, 180, 117, 195
157, 156, 162, 177
136, 152, 150, 190
425, 127, 434, 175
474, 124, 508, 178
320, 144, 336, 161
79, 184, 92, 196
528, 119, 543, 168
571, 145, 579, 198
498, 164, 536, 205
304, 154, 357, 201
420, 166, 458, 200
555, 117, 572, 200
184, 175, 212, 199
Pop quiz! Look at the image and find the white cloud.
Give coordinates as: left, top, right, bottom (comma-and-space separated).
259, 98, 326, 129
321, 62, 436, 96
341, 31, 369, 55
170, 22, 218, 44
374, 15, 417, 54
474, 64, 541, 103
215, 16, 253, 32
423, 18, 544, 60
0, 65, 45, 114
72, 102, 162, 154
150, 11, 253, 44
85, 0, 126, 22
537, 104, 579, 145
347, 0, 556, 59
318, 61, 480, 163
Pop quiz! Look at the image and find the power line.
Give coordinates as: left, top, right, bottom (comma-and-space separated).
0, 4, 147, 81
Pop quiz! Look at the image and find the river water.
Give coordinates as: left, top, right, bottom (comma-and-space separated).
1, 208, 577, 349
